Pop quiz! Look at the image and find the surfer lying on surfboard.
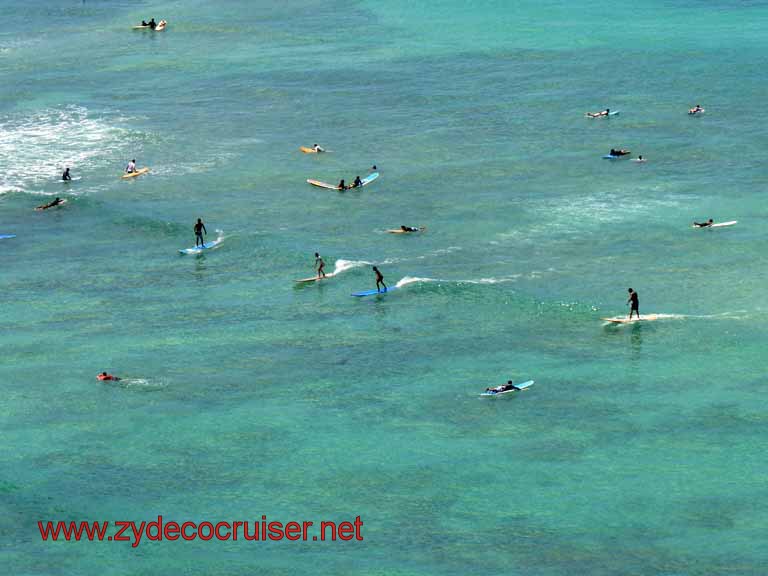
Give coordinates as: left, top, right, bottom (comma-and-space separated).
609, 148, 631, 157
36, 197, 64, 210
689, 104, 704, 115
693, 219, 714, 228
586, 108, 611, 117
485, 380, 521, 394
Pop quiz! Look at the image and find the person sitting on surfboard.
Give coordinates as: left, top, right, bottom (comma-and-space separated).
627, 288, 640, 320
97, 372, 121, 382
373, 266, 386, 293
194, 218, 207, 247
37, 197, 63, 210
62, 168, 72, 181
314, 252, 326, 278
125, 159, 137, 174
351, 175, 363, 188
635, 155, 645, 163
149, 18, 156, 29
312, 144, 325, 153
693, 219, 714, 228
587, 108, 610, 118
485, 380, 521, 393
337, 179, 347, 190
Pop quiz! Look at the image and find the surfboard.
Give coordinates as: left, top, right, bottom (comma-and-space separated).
132, 25, 151, 29
154, 21, 167, 31
295, 273, 336, 283
601, 314, 662, 324
179, 238, 223, 254
0, 234, 16, 240
692, 221, 737, 229
689, 109, 705, 115
480, 380, 534, 396
121, 167, 150, 179
35, 199, 67, 211
307, 172, 379, 190
352, 285, 397, 297
387, 227, 425, 234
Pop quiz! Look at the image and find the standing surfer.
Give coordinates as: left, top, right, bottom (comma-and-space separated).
627, 288, 640, 320
314, 252, 326, 278
373, 266, 386, 293
194, 218, 207, 247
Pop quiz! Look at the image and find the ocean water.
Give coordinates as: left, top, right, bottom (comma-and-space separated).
2, 0, 768, 573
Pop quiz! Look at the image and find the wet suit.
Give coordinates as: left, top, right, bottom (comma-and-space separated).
62, 169, 71, 181
194, 220, 207, 246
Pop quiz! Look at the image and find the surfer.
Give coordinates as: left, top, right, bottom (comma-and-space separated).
62, 168, 72, 181
627, 288, 640, 320
635, 155, 646, 163
149, 18, 156, 29
314, 252, 326, 278
312, 144, 325, 153
587, 108, 610, 118
36, 197, 63, 210
371, 165, 377, 171
400, 226, 420, 232
609, 149, 630, 157
97, 372, 121, 382
689, 104, 704, 115
125, 159, 137, 174
485, 380, 521, 393
373, 266, 386, 293
351, 175, 363, 188
194, 218, 207, 247
337, 179, 347, 190
693, 219, 714, 228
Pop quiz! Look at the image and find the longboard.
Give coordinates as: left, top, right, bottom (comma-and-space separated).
132, 25, 151, 29
387, 227, 425, 234
295, 273, 336, 283
692, 221, 737, 229
154, 22, 167, 31
601, 314, 662, 324
307, 172, 379, 190
352, 285, 397, 297
35, 199, 67, 211
121, 167, 150, 179
0, 234, 16, 240
179, 238, 223, 254
480, 380, 534, 396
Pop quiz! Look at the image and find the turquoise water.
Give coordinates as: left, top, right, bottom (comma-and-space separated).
2, 0, 768, 573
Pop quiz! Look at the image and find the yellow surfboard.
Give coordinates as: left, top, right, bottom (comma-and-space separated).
121, 167, 150, 179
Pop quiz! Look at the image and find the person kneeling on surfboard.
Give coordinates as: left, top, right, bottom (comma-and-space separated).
373, 266, 386, 293
125, 159, 137, 174
693, 219, 714, 228
627, 288, 640, 320
314, 252, 326, 278
485, 380, 521, 393
194, 218, 207, 247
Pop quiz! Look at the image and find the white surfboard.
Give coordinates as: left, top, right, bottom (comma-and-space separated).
295, 273, 337, 283
692, 220, 737, 229
601, 314, 662, 324
179, 238, 223, 254
480, 380, 534, 397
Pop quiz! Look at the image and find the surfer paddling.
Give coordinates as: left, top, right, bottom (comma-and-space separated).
373, 266, 387, 293
627, 288, 640, 320
312, 143, 325, 153
314, 252, 326, 278
693, 219, 714, 228
36, 197, 64, 210
485, 380, 521, 393
194, 218, 207, 247
587, 108, 610, 118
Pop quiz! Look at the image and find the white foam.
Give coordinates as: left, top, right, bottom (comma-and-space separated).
332, 259, 371, 275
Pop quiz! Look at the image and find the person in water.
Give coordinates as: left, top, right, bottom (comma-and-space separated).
149, 18, 157, 29
689, 104, 704, 114
62, 167, 72, 181
636, 155, 645, 162
627, 288, 640, 320
373, 266, 386, 292
194, 218, 207, 246
694, 219, 714, 228
485, 380, 521, 393
588, 108, 610, 118
609, 149, 629, 156
371, 165, 377, 171
125, 159, 137, 174
352, 175, 363, 188
314, 252, 326, 278
97, 372, 121, 381
37, 197, 63, 210
400, 225, 420, 232
337, 179, 347, 190
312, 143, 325, 153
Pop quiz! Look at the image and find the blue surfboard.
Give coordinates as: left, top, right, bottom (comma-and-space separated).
352, 285, 397, 297
0, 234, 16, 240
179, 238, 222, 254
480, 380, 534, 396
